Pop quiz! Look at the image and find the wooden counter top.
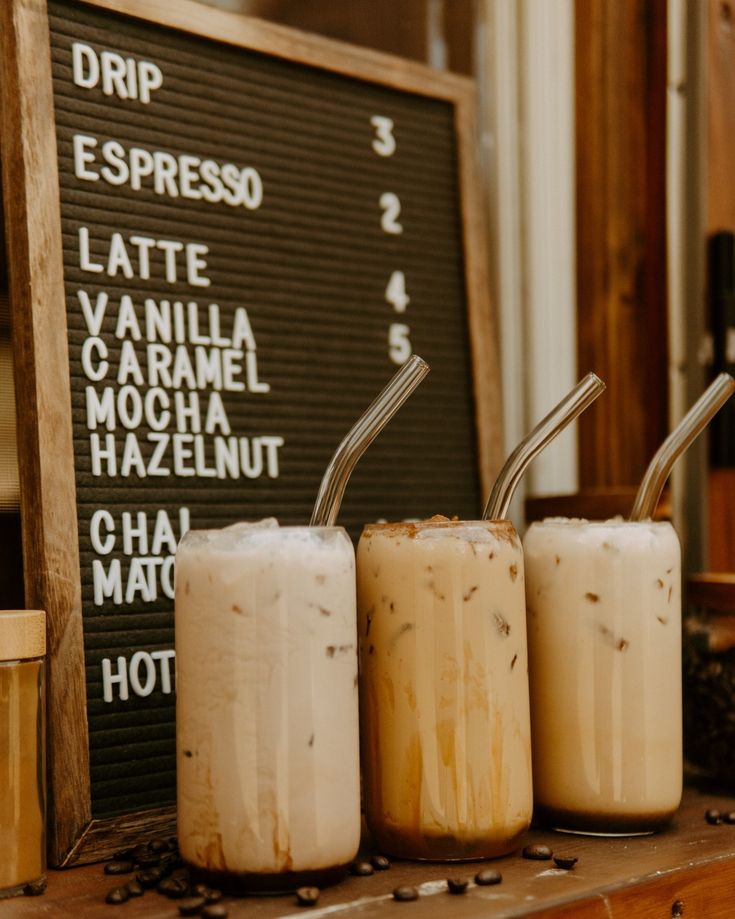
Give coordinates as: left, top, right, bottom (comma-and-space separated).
6, 786, 735, 918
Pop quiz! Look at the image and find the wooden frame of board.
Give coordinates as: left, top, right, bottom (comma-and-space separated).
0, 0, 501, 867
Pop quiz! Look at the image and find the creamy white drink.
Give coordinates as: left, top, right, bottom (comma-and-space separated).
176, 519, 360, 890
357, 518, 533, 860
523, 518, 682, 834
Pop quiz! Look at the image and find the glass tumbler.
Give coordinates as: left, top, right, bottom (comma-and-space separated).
357, 518, 533, 860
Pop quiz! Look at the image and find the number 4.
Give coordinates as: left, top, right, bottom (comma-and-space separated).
385, 270, 410, 313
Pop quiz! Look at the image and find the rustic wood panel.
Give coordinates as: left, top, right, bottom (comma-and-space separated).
575, 0, 668, 488
706, 0, 735, 571
0, 0, 91, 867
6, 786, 735, 918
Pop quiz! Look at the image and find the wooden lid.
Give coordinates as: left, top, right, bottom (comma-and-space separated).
0, 609, 46, 660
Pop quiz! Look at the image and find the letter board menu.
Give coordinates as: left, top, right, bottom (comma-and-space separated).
0, 0, 500, 864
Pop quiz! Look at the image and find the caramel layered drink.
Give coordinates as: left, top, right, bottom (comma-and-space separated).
357, 517, 533, 860
523, 518, 682, 834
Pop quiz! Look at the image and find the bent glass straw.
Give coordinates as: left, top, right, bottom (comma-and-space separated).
483, 372, 606, 521
630, 372, 735, 521
310, 355, 430, 527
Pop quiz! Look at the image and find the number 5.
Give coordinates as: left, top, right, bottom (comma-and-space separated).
388, 323, 412, 365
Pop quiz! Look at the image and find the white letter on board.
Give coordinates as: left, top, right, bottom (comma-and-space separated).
72, 43, 100, 89
101, 656, 129, 702
90, 509, 115, 555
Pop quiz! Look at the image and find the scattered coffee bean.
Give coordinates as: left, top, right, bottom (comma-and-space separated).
725, 812, 735, 825
137, 867, 165, 888
553, 856, 578, 870
475, 868, 502, 886
158, 877, 190, 899
447, 878, 469, 894
150, 838, 171, 853
105, 860, 134, 876
350, 860, 374, 876
370, 854, 391, 871
125, 880, 144, 898
296, 886, 320, 906
178, 897, 207, 916
105, 886, 130, 905
201, 905, 228, 919
23, 878, 46, 896
113, 847, 134, 861
136, 852, 163, 868
522, 843, 553, 860
193, 884, 222, 904
705, 809, 723, 825
393, 886, 419, 901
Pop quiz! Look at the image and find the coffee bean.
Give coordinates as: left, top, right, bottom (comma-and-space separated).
158, 877, 190, 899
193, 884, 222, 904
113, 847, 134, 860
178, 898, 206, 916
136, 852, 162, 868
296, 886, 320, 906
105, 860, 134, 875
522, 843, 553, 860
350, 860, 374, 876
447, 878, 469, 894
370, 854, 391, 871
137, 867, 165, 888
23, 878, 46, 896
393, 886, 419, 901
725, 812, 735, 825
125, 880, 144, 898
201, 905, 228, 918
474, 868, 502, 886
105, 886, 130, 905
553, 856, 578, 870
705, 809, 723, 825
132, 843, 153, 860
150, 838, 171, 853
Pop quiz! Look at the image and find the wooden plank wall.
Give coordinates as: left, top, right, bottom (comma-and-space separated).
575, 0, 669, 493
706, 0, 735, 572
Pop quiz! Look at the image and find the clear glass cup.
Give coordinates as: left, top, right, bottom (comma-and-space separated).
0, 610, 46, 899
357, 518, 533, 860
175, 520, 360, 892
523, 518, 682, 835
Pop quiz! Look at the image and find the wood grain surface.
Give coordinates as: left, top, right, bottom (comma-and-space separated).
4, 787, 735, 918
0, 0, 91, 866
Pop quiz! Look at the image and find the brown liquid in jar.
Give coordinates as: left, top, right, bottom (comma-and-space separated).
0, 659, 46, 896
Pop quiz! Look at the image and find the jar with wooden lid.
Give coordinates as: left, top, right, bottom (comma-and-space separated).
0, 610, 46, 898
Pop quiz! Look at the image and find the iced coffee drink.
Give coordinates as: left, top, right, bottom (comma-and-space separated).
176, 519, 360, 891
357, 517, 533, 860
523, 518, 682, 834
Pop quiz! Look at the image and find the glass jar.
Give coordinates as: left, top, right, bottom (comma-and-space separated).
175, 520, 360, 892
523, 518, 682, 834
0, 610, 46, 898
357, 518, 533, 860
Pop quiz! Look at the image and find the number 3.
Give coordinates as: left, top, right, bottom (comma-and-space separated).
371, 115, 396, 157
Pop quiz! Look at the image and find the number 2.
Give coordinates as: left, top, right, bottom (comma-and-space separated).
371, 115, 396, 157
380, 192, 403, 234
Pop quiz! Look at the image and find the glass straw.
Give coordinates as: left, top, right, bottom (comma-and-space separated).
483, 372, 606, 520
630, 372, 735, 521
310, 355, 430, 527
